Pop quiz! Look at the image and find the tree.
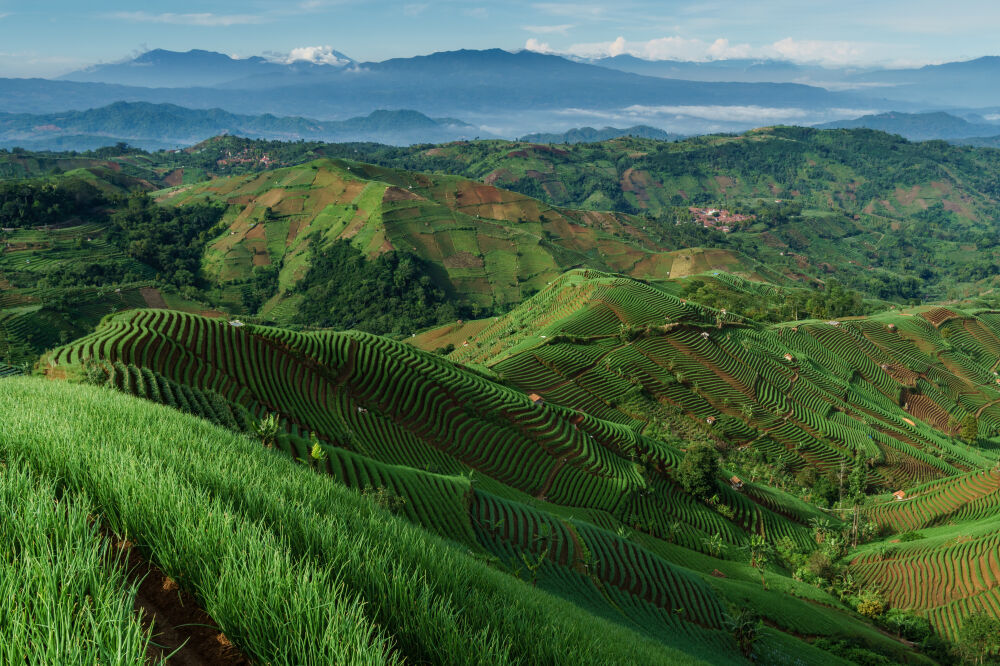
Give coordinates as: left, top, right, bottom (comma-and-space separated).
724, 608, 762, 660
743, 534, 773, 589
678, 443, 719, 500
957, 612, 1000, 665
961, 413, 979, 444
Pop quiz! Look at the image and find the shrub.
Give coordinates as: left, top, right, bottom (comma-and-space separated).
856, 590, 884, 618
677, 443, 719, 500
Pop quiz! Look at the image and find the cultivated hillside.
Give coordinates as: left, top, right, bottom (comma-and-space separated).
41, 305, 961, 664
161, 158, 767, 319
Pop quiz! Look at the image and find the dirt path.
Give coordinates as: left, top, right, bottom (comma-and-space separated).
114, 538, 250, 666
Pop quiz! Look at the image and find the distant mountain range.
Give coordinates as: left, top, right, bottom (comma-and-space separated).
59, 48, 354, 89
816, 111, 1000, 142
2, 48, 1000, 142
591, 54, 1000, 108
519, 125, 682, 143
0, 48, 896, 137
0, 103, 485, 151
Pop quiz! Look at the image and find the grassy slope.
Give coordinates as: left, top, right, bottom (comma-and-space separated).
0, 460, 150, 665
446, 270, 999, 487
45, 309, 936, 664
1, 376, 711, 665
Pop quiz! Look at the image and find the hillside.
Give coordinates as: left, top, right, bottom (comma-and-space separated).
41, 306, 956, 664
334, 127, 1000, 302
1, 376, 709, 665
160, 158, 774, 321
817, 112, 1000, 142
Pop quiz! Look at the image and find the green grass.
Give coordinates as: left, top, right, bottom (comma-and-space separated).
0, 376, 711, 665
0, 460, 151, 665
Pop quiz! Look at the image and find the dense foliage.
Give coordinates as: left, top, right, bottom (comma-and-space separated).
0, 177, 106, 228
293, 239, 462, 335
108, 192, 225, 288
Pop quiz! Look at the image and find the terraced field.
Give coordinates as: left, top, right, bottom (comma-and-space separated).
45, 307, 929, 664
448, 271, 999, 492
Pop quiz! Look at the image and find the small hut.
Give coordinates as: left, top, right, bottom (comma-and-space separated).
892, 490, 907, 501
730, 476, 744, 490
529, 393, 545, 405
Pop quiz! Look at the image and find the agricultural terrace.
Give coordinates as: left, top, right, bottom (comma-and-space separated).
44, 309, 923, 663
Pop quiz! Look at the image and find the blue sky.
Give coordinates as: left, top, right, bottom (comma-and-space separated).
1, 0, 997, 77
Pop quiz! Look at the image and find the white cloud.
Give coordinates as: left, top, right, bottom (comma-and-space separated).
623, 104, 812, 123
525, 38, 555, 54
463, 7, 489, 18
284, 45, 351, 66
523, 24, 575, 35
108, 12, 266, 26
403, 4, 428, 17
539, 34, 875, 66
769, 38, 865, 66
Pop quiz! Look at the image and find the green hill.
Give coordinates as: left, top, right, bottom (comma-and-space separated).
160, 158, 771, 321
42, 302, 990, 663
324, 128, 1000, 302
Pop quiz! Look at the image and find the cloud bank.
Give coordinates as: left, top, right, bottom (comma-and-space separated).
284, 45, 352, 66
526, 34, 870, 66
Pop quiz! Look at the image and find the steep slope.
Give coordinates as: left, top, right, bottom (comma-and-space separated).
2, 376, 709, 665
342, 127, 1000, 301
43, 309, 932, 664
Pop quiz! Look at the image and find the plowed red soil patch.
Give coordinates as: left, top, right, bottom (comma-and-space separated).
920, 307, 958, 327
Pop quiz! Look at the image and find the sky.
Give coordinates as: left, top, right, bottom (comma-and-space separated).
0, 0, 997, 77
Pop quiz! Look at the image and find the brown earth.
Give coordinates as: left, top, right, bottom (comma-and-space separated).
164, 169, 184, 187
140, 287, 168, 309
114, 538, 250, 666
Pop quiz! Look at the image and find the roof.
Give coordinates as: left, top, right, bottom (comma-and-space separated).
528, 393, 544, 403
892, 490, 907, 499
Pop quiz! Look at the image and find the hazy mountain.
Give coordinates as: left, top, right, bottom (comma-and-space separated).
2, 50, 891, 129
843, 56, 1000, 106
518, 125, 682, 143
589, 54, 861, 84
60, 48, 354, 89
816, 111, 1000, 141
0, 102, 486, 151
